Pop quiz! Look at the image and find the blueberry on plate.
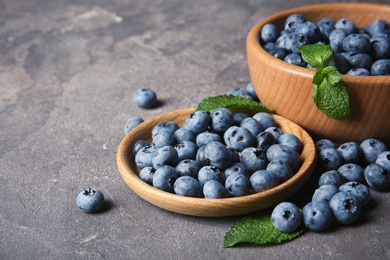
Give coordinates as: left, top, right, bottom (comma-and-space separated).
198, 166, 224, 185
175, 159, 201, 178
302, 201, 333, 232
240, 147, 268, 173
225, 172, 251, 197
76, 188, 105, 213
173, 176, 203, 198
329, 191, 361, 225
133, 88, 157, 108
152, 165, 179, 193
271, 202, 302, 233
249, 170, 279, 193
203, 180, 230, 199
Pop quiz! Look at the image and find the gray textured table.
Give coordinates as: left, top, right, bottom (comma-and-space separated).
2, 0, 389, 259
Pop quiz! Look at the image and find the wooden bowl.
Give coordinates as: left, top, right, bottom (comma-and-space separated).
117, 108, 316, 217
247, 3, 390, 146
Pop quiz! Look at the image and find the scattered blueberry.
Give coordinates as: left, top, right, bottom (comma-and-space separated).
124, 117, 144, 135
302, 201, 333, 232
364, 163, 390, 191
329, 191, 361, 225
271, 202, 302, 233
76, 188, 105, 213
133, 88, 157, 108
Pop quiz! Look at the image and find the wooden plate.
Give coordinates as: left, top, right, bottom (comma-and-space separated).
117, 108, 317, 217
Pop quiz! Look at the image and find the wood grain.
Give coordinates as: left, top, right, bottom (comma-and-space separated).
117, 108, 316, 217
246, 3, 390, 146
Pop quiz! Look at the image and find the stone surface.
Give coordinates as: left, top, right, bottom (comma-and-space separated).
1, 0, 389, 259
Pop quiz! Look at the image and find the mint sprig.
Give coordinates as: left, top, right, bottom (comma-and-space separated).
299, 44, 350, 120
223, 214, 305, 248
196, 94, 273, 115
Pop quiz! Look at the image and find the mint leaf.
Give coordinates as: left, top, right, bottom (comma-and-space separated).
223, 214, 305, 248
312, 76, 350, 120
299, 44, 333, 69
196, 94, 273, 115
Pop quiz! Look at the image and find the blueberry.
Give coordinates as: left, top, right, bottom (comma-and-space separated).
317, 18, 335, 40
364, 163, 390, 191
198, 166, 224, 185
335, 18, 357, 34
285, 32, 309, 53
76, 188, 105, 213
152, 145, 179, 169
284, 14, 306, 33
360, 138, 387, 164
240, 147, 268, 173
245, 82, 259, 101
342, 34, 372, 55
271, 202, 302, 233
338, 163, 365, 183
124, 117, 144, 135
173, 128, 196, 143
135, 145, 155, 169
302, 201, 333, 232
337, 142, 362, 163
329, 53, 351, 74
275, 34, 289, 49
195, 145, 208, 167
266, 160, 293, 182
375, 151, 390, 172
348, 53, 373, 70
224, 126, 256, 152
224, 162, 249, 179
240, 117, 263, 136
312, 184, 339, 204
152, 130, 176, 149
266, 144, 301, 170
346, 68, 371, 76
203, 180, 230, 199
210, 108, 233, 133
139, 166, 156, 185
227, 88, 250, 99
196, 130, 223, 147
269, 48, 290, 60
151, 121, 180, 137
339, 182, 371, 206
370, 37, 390, 60
329, 29, 348, 53
255, 131, 275, 151
175, 140, 198, 161
152, 165, 179, 193
277, 133, 302, 153
133, 88, 157, 108
250, 170, 279, 193
253, 112, 276, 129
315, 139, 336, 152
329, 191, 361, 225
318, 148, 343, 171
261, 23, 280, 43
263, 42, 276, 53
318, 170, 345, 188
284, 53, 308, 67
204, 141, 232, 170
173, 176, 203, 198
182, 111, 210, 135
371, 59, 390, 76
296, 21, 322, 43
366, 19, 389, 37
132, 139, 150, 156
227, 147, 240, 163
225, 172, 251, 197
264, 126, 283, 140
175, 159, 201, 178
233, 112, 249, 125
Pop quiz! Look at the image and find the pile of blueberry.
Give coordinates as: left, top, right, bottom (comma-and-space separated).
260, 14, 390, 75
132, 108, 304, 198
271, 138, 389, 232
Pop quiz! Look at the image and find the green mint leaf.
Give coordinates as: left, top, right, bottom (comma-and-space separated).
313, 66, 343, 86
196, 94, 273, 115
223, 214, 305, 248
299, 44, 333, 69
312, 75, 350, 120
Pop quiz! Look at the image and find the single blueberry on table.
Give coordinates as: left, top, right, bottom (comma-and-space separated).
360, 138, 388, 164
198, 166, 224, 185
173, 176, 203, 198
271, 202, 302, 233
302, 201, 333, 232
249, 170, 279, 193
76, 188, 105, 213
133, 88, 157, 108
225, 172, 251, 197
338, 163, 365, 183
152, 165, 179, 193
312, 184, 339, 204
329, 191, 361, 225
124, 117, 144, 135
339, 182, 371, 206
318, 170, 345, 188
203, 180, 230, 199
364, 163, 390, 191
